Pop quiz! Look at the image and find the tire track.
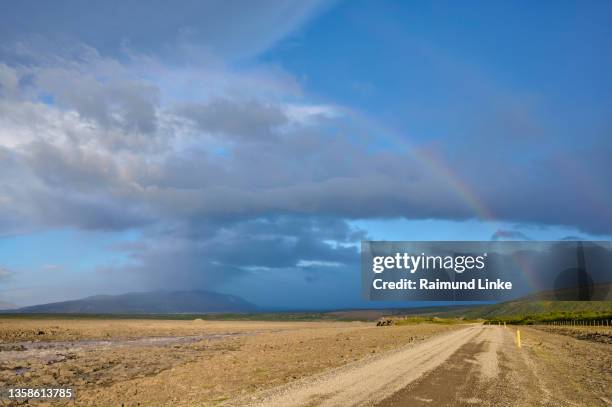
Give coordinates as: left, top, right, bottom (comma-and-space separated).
229, 325, 482, 407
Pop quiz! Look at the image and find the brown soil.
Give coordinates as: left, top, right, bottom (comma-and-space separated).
3, 320, 608, 407
0, 318, 457, 406
375, 326, 611, 407
533, 325, 612, 344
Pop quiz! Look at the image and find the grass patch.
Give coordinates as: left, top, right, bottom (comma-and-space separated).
486, 310, 612, 325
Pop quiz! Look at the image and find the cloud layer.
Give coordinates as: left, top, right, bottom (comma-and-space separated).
1, 25, 611, 295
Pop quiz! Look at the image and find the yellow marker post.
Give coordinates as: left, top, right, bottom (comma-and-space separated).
504, 322, 506, 329
516, 329, 521, 348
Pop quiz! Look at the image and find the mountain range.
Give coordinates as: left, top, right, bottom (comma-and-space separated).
2, 290, 257, 314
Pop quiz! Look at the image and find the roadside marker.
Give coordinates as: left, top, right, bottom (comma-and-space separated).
516, 329, 521, 348
504, 322, 506, 329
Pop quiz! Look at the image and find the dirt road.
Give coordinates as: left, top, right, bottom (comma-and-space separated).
2, 320, 608, 405
235, 325, 611, 407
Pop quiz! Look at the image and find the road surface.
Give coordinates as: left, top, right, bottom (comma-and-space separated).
230, 324, 605, 407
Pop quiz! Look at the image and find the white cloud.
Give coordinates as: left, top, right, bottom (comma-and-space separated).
283, 104, 340, 125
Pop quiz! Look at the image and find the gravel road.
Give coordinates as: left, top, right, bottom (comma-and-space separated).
232, 325, 483, 407
233, 324, 610, 407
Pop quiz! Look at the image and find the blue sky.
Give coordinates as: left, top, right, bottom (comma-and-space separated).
0, 1, 611, 308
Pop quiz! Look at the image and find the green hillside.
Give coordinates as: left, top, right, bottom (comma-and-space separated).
438, 300, 612, 324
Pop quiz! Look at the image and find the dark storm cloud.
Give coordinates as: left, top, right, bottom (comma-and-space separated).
1, 35, 612, 293
1, 52, 611, 236
108, 216, 363, 289
466, 143, 612, 235
174, 99, 287, 140
23, 141, 120, 190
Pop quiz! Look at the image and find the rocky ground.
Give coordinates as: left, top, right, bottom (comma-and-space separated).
0, 318, 456, 406
2, 319, 608, 406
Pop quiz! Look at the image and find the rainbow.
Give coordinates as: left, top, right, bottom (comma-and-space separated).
413, 147, 495, 221
347, 112, 495, 221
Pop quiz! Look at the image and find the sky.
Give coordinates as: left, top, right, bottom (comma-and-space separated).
0, 0, 611, 308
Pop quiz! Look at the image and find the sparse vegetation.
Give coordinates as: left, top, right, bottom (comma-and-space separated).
485, 310, 612, 325
427, 299, 612, 326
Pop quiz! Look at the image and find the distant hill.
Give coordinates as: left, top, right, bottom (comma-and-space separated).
446, 300, 612, 320
419, 282, 612, 319
519, 282, 612, 301
9, 290, 257, 314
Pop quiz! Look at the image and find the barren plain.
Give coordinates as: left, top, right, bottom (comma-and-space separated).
0, 318, 610, 406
